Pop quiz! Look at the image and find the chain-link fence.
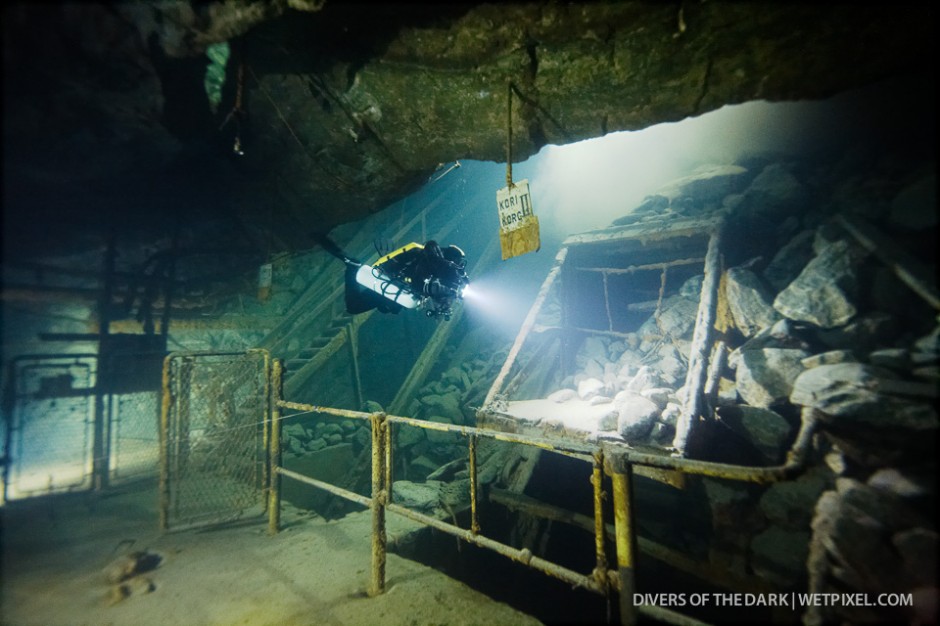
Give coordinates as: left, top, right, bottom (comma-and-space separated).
160, 350, 271, 531
108, 390, 161, 485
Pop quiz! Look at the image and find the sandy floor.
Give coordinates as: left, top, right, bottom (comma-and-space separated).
1, 484, 543, 626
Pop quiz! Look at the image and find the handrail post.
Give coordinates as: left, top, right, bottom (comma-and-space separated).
369, 411, 388, 596
159, 355, 172, 532
591, 452, 608, 589
267, 359, 283, 535
608, 454, 638, 626
469, 434, 480, 534
384, 411, 393, 502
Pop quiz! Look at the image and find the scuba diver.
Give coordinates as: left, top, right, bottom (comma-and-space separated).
312, 233, 470, 321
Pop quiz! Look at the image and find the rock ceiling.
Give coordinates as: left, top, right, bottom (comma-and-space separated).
1, 1, 933, 260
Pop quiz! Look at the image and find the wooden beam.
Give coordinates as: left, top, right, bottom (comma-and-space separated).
562, 216, 721, 247
576, 257, 705, 275
672, 223, 723, 456
489, 487, 774, 595
836, 214, 939, 310
483, 247, 569, 409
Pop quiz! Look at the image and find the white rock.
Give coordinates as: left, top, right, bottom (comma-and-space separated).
640, 387, 673, 409
577, 377, 605, 400
617, 396, 660, 440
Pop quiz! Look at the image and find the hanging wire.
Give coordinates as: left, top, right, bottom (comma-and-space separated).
219, 48, 247, 156
506, 80, 513, 188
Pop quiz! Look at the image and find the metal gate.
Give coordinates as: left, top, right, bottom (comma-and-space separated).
3, 354, 98, 502
160, 349, 272, 531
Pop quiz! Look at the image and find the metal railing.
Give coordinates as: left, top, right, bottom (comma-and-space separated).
266, 359, 818, 626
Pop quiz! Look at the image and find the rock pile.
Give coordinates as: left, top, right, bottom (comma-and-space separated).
539, 153, 938, 609
281, 416, 362, 456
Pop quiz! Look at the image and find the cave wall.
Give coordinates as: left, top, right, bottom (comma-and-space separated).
2, 2, 934, 256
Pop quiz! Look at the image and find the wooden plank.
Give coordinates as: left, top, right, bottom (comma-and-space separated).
489, 487, 773, 594
284, 317, 363, 398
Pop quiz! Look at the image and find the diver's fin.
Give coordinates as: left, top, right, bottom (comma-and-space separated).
311, 232, 360, 267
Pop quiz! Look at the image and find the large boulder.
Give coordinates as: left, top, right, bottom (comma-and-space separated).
729, 347, 809, 408
763, 229, 815, 292
725, 267, 780, 337
392, 480, 442, 511
773, 239, 864, 328
737, 163, 810, 221
716, 405, 794, 463
421, 392, 463, 423
617, 395, 660, 441
790, 362, 938, 430
759, 467, 832, 528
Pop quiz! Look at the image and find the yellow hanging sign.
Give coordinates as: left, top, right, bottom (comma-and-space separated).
496, 179, 540, 260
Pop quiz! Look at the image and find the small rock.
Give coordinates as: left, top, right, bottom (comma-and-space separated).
626, 366, 659, 393
283, 424, 306, 439
640, 387, 672, 410
305, 438, 327, 452
548, 388, 577, 403
103, 551, 162, 585
362, 400, 384, 414
578, 377, 605, 400
392, 480, 441, 511
650, 422, 675, 445
660, 402, 681, 427
824, 450, 848, 475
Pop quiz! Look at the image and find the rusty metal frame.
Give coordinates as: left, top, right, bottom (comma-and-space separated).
480, 217, 724, 458
268, 392, 816, 626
